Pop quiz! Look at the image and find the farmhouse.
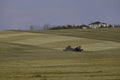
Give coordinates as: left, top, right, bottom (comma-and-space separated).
89, 21, 108, 29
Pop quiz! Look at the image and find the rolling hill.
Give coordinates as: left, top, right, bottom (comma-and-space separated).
0, 29, 120, 80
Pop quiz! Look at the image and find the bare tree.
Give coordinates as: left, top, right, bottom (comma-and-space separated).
43, 24, 50, 30
30, 25, 34, 30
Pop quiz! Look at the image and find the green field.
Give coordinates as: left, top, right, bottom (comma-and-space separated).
0, 29, 120, 80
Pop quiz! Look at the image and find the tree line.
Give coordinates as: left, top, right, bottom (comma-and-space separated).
49, 24, 89, 30
29, 23, 120, 30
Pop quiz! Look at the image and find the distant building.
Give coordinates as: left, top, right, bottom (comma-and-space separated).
89, 21, 108, 29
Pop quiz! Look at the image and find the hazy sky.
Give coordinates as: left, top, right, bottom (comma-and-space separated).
0, 0, 120, 29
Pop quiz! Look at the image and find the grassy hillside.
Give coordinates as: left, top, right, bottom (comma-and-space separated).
0, 29, 120, 80
39, 28, 120, 42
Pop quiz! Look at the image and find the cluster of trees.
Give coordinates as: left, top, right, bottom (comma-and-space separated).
29, 23, 120, 30
29, 24, 50, 30
114, 25, 120, 28
49, 24, 120, 30
29, 24, 89, 30
49, 24, 89, 30
104, 24, 120, 28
